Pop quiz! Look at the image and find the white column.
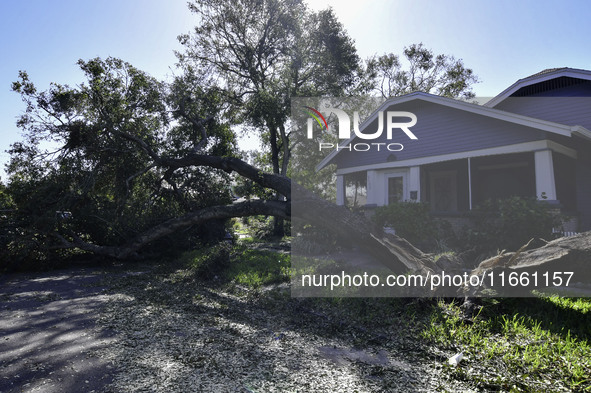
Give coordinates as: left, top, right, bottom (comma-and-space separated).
468, 158, 473, 210
534, 150, 557, 201
409, 166, 421, 201
336, 175, 345, 205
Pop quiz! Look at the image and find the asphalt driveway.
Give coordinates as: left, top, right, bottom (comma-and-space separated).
0, 267, 118, 393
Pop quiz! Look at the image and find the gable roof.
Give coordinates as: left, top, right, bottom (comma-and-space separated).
484, 67, 591, 108
316, 91, 591, 171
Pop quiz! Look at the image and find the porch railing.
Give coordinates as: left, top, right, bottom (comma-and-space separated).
552, 228, 579, 237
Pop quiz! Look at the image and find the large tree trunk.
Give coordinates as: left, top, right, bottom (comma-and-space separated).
468, 232, 591, 296
129, 145, 439, 272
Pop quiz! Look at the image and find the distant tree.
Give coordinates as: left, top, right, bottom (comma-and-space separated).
363, 43, 478, 99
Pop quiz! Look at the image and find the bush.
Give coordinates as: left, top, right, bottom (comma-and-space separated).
465, 197, 561, 253
180, 242, 232, 279
373, 202, 439, 251
179, 243, 290, 288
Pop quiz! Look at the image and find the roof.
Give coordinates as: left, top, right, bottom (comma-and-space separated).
316, 91, 591, 171
527, 67, 569, 78
484, 67, 591, 108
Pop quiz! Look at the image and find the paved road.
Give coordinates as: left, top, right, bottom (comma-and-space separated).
0, 268, 118, 393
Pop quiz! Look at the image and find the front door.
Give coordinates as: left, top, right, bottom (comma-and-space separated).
388, 176, 404, 204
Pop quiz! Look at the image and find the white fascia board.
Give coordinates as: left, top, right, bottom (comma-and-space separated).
316, 92, 577, 171
546, 140, 578, 159
484, 69, 591, 108
334, 140, 577, 175
572, 125, 591, 141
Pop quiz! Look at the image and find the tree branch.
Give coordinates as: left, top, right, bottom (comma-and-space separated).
52, 200, 290, 259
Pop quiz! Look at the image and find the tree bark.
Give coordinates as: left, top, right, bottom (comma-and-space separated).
468, 232, 591, 296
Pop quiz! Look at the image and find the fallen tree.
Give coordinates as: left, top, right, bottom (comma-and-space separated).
5, 58, 440, 275
14, 123, 591, 296
468, 231, 591, 296
49, 141, 438, 275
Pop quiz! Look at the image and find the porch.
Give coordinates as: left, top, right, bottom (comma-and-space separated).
337, 149, 577, 215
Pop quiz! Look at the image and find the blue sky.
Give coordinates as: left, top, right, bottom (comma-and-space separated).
2, 0, 591, 180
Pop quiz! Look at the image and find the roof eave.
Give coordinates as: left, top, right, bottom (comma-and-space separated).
315, 93, 577, 171
484, 68, 591, 108
572, 125, 591, 141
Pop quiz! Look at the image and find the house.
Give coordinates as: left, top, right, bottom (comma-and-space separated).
316, 68, 591, 231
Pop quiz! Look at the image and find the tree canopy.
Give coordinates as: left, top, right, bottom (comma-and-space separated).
3, 58, 244, 266
177, 0, 363, 178
364, 43, 478, 99
0, 1, 479, 269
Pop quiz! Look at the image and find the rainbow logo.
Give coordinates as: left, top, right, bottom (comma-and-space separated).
302, 106, 328, 131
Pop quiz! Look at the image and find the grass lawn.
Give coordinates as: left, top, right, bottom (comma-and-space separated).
423, 297, 591, 392
95, 240, 591, 392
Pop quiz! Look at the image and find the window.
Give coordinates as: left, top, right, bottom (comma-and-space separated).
344, 172, 367, 207
388, 176, 404, 204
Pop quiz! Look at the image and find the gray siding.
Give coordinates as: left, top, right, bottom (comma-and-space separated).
334, 100, 547, 169
494, 97, 591, 130
574, 143, 591, 231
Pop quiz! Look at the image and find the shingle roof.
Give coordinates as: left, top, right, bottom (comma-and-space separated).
523, 67, 587, 80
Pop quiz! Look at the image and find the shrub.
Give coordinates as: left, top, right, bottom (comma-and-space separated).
373, 202, 439, 251
465, 196, 561, 253
180, 242, 232, 279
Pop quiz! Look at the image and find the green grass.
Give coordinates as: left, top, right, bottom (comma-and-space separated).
421, 297, 591, 392
433, 251, 456, 263
225, 246, 290, 288
543, 294, 591, 313
179, 243, 290, 288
